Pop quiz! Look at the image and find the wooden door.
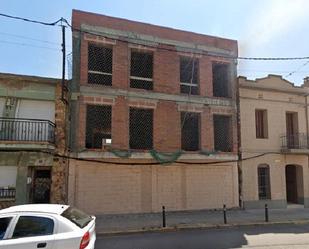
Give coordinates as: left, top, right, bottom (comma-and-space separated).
286, 165, 298, 203
286, 113, 298, 148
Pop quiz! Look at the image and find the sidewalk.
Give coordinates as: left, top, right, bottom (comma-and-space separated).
95, 207, 309, 235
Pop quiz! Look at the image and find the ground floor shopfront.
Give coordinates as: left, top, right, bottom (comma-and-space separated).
68, 158, 239, 214
0, 151, 67, 208
240, 153, 309, 209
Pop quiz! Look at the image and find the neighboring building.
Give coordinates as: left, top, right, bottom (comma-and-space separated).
0, 73, 68, 208
239, 75, 309, 209
69, 10, 239, 214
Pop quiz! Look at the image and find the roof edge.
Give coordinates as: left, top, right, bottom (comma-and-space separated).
0, 72, 63, 84
72, 9, 238, 45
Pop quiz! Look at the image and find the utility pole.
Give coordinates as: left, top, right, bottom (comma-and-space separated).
61, 22, 66, 102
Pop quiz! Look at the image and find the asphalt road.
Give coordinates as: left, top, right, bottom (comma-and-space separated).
95, 223, 309, 249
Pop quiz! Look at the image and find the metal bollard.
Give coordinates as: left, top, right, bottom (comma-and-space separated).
162, 206, 166, 227
265, 204, 269, 222
223, 204, 227, 224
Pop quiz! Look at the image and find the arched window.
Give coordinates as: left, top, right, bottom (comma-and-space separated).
258, 164, 271, 200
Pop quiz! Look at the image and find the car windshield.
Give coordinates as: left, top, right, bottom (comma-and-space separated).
61, 207, 92, 228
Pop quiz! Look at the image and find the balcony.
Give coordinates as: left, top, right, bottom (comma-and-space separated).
0, 188, 16, 200
281, 133, 309, 154
0, 117, 55, 149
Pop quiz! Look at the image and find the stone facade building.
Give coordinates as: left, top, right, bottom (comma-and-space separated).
68, 10, 239, 214
239, 75, 309, 208
0, 73, 68, 208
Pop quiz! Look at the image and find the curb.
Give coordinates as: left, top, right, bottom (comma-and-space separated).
96, 219, 309, 237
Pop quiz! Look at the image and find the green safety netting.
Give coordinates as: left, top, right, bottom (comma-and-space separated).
108, 148, 132, 158
149, 150, 182, 164
108, 148, 216, 163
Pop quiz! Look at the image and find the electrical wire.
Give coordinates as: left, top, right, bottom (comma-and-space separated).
0, 31, 60, 45
0, 14, 296, 166
61, 18, 309, 61
238, 69, 309, 73
0, 149, 282, 165
180, 56, 197, 130
0, 13, 309, 61
0, 13, 62, 26
285, 60, 309, 78
0, 39, 61, 51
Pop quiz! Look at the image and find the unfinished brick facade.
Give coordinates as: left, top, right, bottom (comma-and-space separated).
69, 10, 239, 214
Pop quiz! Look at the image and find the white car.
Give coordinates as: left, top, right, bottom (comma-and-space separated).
0, 204, 96, 249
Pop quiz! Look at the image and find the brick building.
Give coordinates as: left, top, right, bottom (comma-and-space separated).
0, 73, 68, 209
68, 10, 239, 214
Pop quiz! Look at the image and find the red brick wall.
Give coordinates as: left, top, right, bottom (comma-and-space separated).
80, 37, 88, 85
72, 10, 238, 53
113, 41, 129, 89
154, 101, 180, 152
73, 10, 238, 155
76, 97, 238, 153
154, 46, 179, 94
112, 96, 128, 150
201, 108, 214, 151
78, 36, 236, 96
77, 100, 86, 149
199, 57, 212, 97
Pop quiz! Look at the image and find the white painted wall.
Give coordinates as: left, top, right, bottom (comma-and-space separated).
0, 166, 17, 187
13, 100, 55, 141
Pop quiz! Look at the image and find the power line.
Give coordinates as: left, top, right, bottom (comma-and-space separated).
0, 31, 60, 45
238, 56, 309, 61
0, 149, 282, 165
238, 69, 309, 73
0, 13, 62, 26
62, 18, 309, 61
0, 40, 61, 51
0, 13, 309, 62
286, 60, 309, 78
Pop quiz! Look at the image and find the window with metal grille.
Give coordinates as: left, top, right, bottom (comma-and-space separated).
88, 44, 113, 86
181, 112, 200, 151
129, 108, 153, 149
213, 115, 232, 152
258, 165, 271, 200
255, 109, 268, 138
213, 63, 231, 97
85, 105, 112, 149
130, 51, 153, 90
180, 57, 199, 95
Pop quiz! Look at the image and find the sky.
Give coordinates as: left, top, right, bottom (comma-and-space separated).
1, 0, 309, 85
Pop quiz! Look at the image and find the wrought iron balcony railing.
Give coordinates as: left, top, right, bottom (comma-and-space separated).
281, 133, 309, 150
0, 188, 16, 199
0, 117, 55, 143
